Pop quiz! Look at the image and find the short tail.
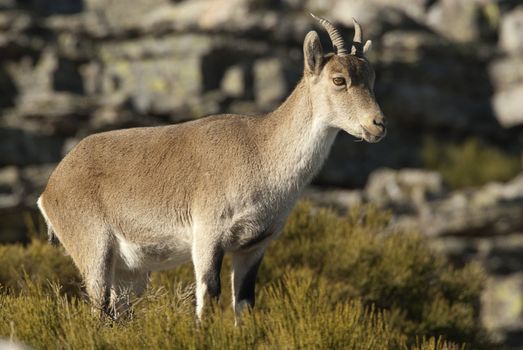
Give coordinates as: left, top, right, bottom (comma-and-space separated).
37, 195, 61, 246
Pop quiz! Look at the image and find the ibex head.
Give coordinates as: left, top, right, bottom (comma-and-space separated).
305, 14, 386, 143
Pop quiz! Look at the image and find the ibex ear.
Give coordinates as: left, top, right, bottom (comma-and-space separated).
304, 31, 324, 76
363, 40, 372, 54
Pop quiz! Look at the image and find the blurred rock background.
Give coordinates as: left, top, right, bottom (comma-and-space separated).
0, 0, 522, 347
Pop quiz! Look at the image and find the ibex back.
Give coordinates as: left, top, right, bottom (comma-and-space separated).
37, 15, 386, 321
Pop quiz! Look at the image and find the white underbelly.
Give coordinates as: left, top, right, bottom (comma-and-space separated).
115, 230, 192, 272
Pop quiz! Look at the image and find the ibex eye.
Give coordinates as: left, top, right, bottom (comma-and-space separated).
332, 77, 345, 86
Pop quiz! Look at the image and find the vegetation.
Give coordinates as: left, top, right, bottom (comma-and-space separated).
0, 202, 494, 349
422, 137, 521, 189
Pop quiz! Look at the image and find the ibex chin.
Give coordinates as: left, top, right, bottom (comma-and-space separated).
37, 15, 386, 321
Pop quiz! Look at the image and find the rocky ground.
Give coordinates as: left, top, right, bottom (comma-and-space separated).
0, 0, 522, 347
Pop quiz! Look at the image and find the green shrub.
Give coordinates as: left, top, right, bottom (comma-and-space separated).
0, 239, 81, 296
0, 202, 494, 349
422, 137, 521, 189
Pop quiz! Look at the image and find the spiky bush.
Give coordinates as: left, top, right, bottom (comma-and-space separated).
0, 202, 493, 349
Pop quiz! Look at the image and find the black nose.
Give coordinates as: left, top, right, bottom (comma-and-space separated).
373, 119, 386, 131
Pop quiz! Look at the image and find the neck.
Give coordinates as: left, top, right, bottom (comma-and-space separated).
260, 78, 339, 193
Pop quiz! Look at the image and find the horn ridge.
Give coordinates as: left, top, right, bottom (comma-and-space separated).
351, 17, 363, 56
310, 13, 349, 56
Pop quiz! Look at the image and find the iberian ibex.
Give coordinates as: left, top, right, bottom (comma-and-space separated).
37, 14, 386, 321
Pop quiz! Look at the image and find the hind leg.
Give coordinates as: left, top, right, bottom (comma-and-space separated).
79, 235, 117, 318
110, 268, 150, 318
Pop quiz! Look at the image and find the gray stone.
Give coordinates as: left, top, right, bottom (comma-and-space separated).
44, 12, 111, 40
1, 93, 99, 137
227, 100, 258, 115
188, 91, 226, 119
306, 0, 429, 28
101, 56, 203, 115
485, 234, 523, 274
380, 30, 447, 63
482, 273, 523, 341
87, 104, 133, 131
96, 34, 222, 115
489, 57, 523, 90
0, 166, 19, 186
16, 92, 97, 118
492, 84, 523, 127
431, 233, 523, 274
254, 58, 288, 109
84, 0, 170, 33
21, 165, 55, 206
364, 168, 446, 213
61, 138, 81, 157
141, 0, 279, 35
500, 6, 523, 55
0, 10, 31, 32
98, 34, 214, 61
7, 49, 56, 97
393, 173, 523, 237
0, 166, 22, 209
221, 65, 248, 98
426, 0, 483, 43
304, 187, 363, 210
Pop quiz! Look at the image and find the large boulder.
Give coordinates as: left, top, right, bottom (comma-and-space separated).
394, 173, 523, 237
21, 164, 55, 206
141, 0, 279, 36
0, 166, 22, 210
306, 0, 430, 29
364, 168, 446, 213
380, 30, 447, 63
303, 187, 363, 210
482, 273, 523, 343
98, 35, 212, 115
84, 0, 170, 33
490, 57, 523, 128
500, 6, 523, 55
253, 58, 289, 109
489, 57, 523, 91
492, 85, 523, 128
426, 0, 495, 43
221, 64, 249, 98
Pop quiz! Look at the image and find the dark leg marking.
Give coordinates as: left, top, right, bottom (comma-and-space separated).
101, 245, 115, 318
237, 254, 264, 307
202, 248, 224, 299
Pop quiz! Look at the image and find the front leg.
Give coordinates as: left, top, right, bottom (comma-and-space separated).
192, 238, 224, 320
231, 247, 265, 323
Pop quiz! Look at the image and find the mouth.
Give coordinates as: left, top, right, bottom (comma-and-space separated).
361, 127, 386, 143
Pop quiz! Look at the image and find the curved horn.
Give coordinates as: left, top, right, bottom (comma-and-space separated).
310, 13, 349, 56
351, 18, 363, 56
